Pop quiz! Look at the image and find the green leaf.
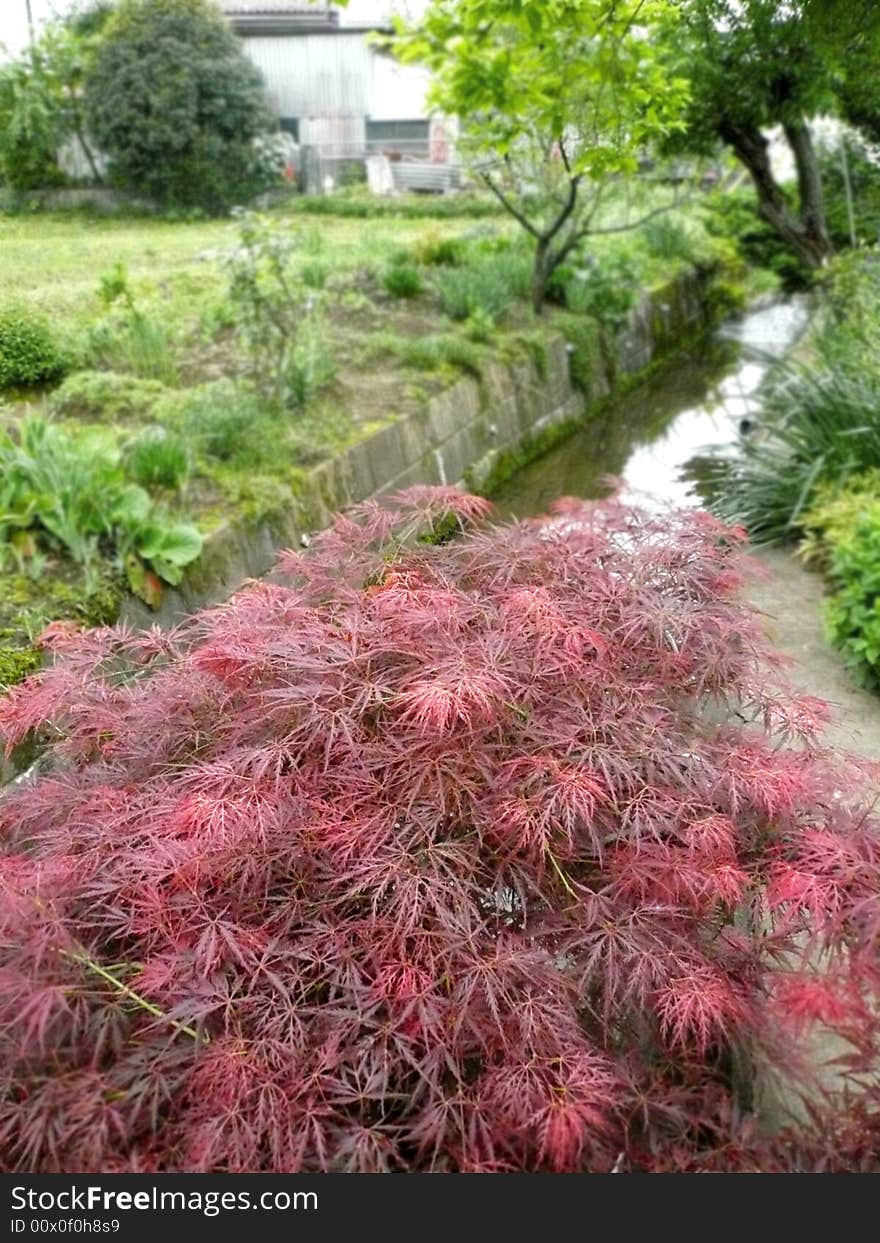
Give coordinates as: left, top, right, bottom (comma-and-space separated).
135, 522, 202, 569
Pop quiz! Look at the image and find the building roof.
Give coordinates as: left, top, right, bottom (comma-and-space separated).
218, 2, 333, 11
218, 3, 340, 34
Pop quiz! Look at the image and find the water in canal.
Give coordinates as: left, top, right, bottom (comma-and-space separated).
494, 297, 810, 519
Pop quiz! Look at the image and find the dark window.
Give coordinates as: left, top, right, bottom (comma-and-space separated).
279, 117, 300, 141
366, 119, 430, 150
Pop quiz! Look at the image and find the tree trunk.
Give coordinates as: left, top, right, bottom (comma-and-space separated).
532, 238, 551, 315
719, 119, 833, 269
783, 117, 832, 264
73, 114, 103, 186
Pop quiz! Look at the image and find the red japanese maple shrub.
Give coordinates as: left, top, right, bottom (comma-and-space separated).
1, 487, 879, 1172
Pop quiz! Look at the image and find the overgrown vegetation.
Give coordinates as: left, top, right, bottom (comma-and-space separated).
223, 211, 335, 411
0, 183, 746, 686
709, 253, 880, 542
1, 488, 879, 1172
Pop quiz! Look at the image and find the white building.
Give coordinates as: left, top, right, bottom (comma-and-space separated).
218, 2, 440, 162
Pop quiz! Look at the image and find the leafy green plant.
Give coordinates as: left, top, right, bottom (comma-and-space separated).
87, 265, 179, 384
300, 259, 329, 290
286, 314, 337, 411
157, 379, 273, 467
411, 229, 466, 266
0, 309, 68, 390
710, 359, 880, 542
701, 186, 812, 292
382, 263, 424, 299
87, 310, 179, 385
98, 260, 134, 309
0, 413, 201, 604
463, 307, 497, 342
125, 427, 190, 490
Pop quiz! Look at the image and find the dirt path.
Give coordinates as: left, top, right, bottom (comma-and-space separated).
748, 548, 880, 761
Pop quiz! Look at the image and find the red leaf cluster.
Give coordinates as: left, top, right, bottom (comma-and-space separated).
1, 487, 878, 1172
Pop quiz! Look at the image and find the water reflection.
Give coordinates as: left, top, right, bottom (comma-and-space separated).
495, 298, 810, 519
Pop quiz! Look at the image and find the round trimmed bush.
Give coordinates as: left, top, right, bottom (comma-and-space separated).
0, 310, 67, 391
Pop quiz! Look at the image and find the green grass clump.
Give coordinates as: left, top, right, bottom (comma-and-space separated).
156, 381, 276, 469
364, 331, 484, 376
125, 427, 190, 490
86, 310, 179, 385
434, 250, 531, 322
382, 264, 424, 299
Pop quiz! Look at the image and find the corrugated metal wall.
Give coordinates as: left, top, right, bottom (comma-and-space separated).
243, 33, 373, 118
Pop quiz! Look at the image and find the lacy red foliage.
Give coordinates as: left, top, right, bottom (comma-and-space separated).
1, 487, 879, 1172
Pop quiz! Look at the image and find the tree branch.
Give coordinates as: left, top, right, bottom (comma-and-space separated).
587, 198, 681, 236
540, 170, 582, 243
480, 170, 541, 238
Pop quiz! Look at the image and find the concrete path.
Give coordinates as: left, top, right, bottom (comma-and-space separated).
748, 548, 880, 761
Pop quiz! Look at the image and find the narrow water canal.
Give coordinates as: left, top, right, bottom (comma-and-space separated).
495, 297, 810, 518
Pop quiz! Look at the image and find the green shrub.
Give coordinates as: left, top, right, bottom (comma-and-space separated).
820, 141, 880, 251
125, 427, 190, 490
0, 309, 67, 390
49, 370, 168, 422
701, 186, 813, 292
802, 478, 880, 686
382, 263, 424, 299
84, 0, 276, 212
411, 230, 466, 266
224, 210, 333, 411
463, 307, 497, 342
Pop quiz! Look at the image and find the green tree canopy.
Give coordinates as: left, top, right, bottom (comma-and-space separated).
83, 0, 274, 212
670, 0, 880, 268
391, 0, 689, 311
